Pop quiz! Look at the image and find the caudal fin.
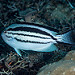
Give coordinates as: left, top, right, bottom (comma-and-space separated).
56, 29, 75, 45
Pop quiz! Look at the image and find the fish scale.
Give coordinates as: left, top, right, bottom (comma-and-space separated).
1, 23, 75, 56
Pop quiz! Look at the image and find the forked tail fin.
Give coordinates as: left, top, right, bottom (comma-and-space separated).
56, 29, 75, 45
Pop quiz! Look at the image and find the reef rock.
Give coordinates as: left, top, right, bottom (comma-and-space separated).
63, 50, 75, 61
37, 50, 75, 75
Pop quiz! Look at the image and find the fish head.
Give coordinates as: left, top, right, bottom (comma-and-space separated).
1, 28, 16, 47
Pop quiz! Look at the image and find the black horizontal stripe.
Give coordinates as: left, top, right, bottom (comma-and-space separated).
5, 35, 51, 44
6, 35, 12, 38
16, 22, 59, 32
15, 38, 51, 44
8, 32, 50, 39
7, 27, 51, 37
7, 27, 57, 40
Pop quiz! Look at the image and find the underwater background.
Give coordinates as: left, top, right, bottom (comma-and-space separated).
0, 0, 75, 75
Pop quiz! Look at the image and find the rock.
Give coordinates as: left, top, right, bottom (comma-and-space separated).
19, 8, 37, 22
63, 50, 75, 60
51, 4, 74, 23
37, 50, 75, 75
37, 60, 75, 75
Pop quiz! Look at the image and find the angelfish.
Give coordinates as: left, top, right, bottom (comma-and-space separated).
1, 22, 75, 56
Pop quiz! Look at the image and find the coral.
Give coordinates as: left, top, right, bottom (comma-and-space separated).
5, 53, 29, 71
0, 52, 44, 75
37, 50, 75, 75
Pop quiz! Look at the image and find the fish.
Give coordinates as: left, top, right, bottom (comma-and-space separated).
66, 0, 75, 9
1, 22, 75, 56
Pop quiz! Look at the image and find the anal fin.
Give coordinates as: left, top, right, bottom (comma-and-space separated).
37, 43, 58, 52
46, 43, 58, 52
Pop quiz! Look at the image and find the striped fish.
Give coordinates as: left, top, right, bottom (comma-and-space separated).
1, 22, 75, 56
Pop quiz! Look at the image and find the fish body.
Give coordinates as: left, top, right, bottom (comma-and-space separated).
1, 23, 75, 56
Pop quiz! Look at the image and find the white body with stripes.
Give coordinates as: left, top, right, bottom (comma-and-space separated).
1, 23, 74, 56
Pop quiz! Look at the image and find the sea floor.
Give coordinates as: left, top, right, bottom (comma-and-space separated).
0, 0, 75, 75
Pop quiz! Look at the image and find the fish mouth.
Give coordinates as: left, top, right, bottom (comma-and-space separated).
1, 32, 7, 41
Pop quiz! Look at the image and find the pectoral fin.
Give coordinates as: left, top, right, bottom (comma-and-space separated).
48, 43, 58, 52
14, 48, 22, 56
